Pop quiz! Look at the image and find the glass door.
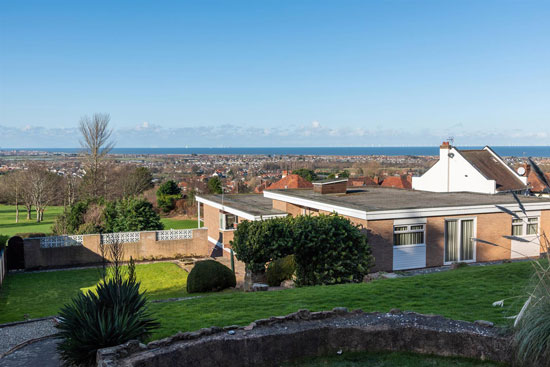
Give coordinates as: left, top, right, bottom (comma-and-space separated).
445, 219, 475, 263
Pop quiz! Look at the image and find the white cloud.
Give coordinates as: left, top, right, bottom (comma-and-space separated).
0, 122, 549, 148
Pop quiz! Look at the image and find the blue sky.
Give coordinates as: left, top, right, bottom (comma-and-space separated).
0, 0, 549, 147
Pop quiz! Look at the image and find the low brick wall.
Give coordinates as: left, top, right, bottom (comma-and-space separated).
23, 229, 209, 270
97, 309, 513, 367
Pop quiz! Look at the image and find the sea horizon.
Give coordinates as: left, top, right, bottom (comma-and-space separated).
2, 146, 550, 157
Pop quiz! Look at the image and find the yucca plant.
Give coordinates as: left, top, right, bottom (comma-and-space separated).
56, 278, 159, 366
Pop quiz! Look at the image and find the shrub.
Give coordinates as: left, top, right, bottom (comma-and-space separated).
292, 215, 372, 286
187, 260, 236, 293
56, 278, 158, 366
0, 235, 9, 250
156, 180, 182, 212
231, 214, 373, 286
266, 255, 296, 286
104, 197, 164, 232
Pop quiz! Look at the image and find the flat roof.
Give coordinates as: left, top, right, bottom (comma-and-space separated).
197, 194, 288, 218
265, 187, 550, 212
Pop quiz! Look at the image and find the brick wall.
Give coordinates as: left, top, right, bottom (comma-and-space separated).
313, 181, 347, 194
364, 219, 393, 272
23, 229, 209, 270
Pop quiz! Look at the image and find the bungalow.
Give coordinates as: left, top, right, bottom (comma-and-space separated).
196, 143, 550, 272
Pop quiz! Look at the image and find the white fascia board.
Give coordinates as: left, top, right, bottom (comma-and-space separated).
256, 214, 289, 220
263, 191, 367, 220
196, 196, 256, 221
365, 202, 550, 220
484, 146, 527, 184
262, 192, 550, 221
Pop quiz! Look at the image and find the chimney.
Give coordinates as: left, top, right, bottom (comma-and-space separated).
524, 163, 531, 177
313, 179, 348, 194
282, 170, 288, 178
440, 141, 451, 192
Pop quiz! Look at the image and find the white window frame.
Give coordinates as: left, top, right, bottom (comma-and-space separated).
444, 217, 477, 265
393, 224, 425, 247
219, 212, 238, 231
512, 216, 539, 237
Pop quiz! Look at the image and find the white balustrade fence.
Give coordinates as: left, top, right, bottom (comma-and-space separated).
101, 231, 141, 245
34, 228, 197, 249
156, 229, 193, 241
39, 235, 84, 248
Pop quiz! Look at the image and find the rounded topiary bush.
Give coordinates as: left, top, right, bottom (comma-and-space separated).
266, 255, 296, 286
187, 260, 236, 293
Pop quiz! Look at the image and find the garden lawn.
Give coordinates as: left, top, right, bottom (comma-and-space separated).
160, 218, 202, 230
149, 261, 534, 340
0, 204, 64, 237
0, 262, 188, 324
0, 260, 536, 341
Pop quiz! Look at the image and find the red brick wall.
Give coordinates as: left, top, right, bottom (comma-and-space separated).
364, 219, 393, 272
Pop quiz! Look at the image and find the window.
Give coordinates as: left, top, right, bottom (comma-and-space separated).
393, 224, 425, 246
511, 217, 539, 236
512, 219, 523, 236
527, 217, 538, 235
219, 213, 238, 230
445, 219, 475, 263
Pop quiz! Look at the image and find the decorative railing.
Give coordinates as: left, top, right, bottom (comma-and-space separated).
156, 229, 193, 241
40, 235, 84, 248
33, 228, 198, 248
101, 231, 141, 245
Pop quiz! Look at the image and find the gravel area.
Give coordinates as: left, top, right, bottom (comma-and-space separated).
0, 338, 60, 367
0, 318, 57, 356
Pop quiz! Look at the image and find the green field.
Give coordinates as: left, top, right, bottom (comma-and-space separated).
0, 204, 199, 237
0, 262, 188, 324
0, 204, 64, 237
160, 218, 202, 229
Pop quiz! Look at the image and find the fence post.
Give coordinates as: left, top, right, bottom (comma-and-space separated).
230, 249, 235, 274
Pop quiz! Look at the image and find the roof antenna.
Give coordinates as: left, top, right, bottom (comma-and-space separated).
447, 136, 455, 146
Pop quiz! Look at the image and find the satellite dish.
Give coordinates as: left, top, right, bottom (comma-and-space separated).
517, 166, 526, 176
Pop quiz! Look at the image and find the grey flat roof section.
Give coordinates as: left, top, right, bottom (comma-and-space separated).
267, 187, 550, 212
199, 194, 288, 217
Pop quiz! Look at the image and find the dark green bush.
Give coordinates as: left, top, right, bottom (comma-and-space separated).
266, 255, 296, 286
231, 214, 373, 286
0, 235, 9, 251
186, 260, 236, 293
56, 278, 158, 366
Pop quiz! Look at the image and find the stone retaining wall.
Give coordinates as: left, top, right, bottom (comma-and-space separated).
96, 308, 513, 367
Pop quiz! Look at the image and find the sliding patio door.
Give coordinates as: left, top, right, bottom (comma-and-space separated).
445, 219, 475, 263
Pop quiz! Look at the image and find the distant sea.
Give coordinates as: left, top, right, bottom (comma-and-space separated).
4, 146, 550, 157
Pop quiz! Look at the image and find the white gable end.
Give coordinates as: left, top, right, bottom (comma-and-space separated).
412, 145, 497, 194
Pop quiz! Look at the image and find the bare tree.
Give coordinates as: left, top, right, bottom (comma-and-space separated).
26, 164, 62, 222
79, 113, 115, 199
0, 171, 24, 223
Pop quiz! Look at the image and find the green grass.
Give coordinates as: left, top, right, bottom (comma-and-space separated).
160, 218, 202, 229
281, 351, 505, 367
0, 204, 64, 237
0, 260, 535, 343
0, 262, 187, 323
148, 261, 532, 340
